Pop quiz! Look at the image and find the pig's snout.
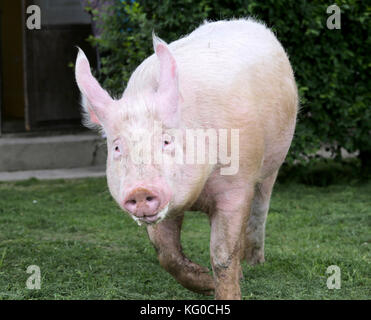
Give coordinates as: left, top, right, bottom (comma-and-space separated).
123, 188, 162, 218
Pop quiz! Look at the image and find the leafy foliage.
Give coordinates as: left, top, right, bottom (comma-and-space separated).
85, 0, 370, 165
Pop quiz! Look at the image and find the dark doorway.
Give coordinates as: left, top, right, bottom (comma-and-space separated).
0, 1, 25, 133
0, 0, 96, 134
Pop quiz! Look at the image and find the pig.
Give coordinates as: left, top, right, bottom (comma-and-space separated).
75, 18, 298, 300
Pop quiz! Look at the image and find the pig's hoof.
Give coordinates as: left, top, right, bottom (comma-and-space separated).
162, 257, 215, 295
180, 271, 215, 295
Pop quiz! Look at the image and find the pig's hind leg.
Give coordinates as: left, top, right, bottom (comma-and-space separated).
245, 171, 278, 265
146, 214, 215, 295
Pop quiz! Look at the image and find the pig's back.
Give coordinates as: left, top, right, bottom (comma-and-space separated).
172, 18, 282, 69
173, 19, 296, 129
170, 18, 289, 90
128, 18, 290, 97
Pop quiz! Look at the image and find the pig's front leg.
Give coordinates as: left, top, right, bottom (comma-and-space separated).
209, 186, 255, 300
146, 214, 215, 295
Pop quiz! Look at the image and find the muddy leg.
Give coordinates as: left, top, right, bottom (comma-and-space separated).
147, 214, 215, 295
209, 186, 254, 300
245, 171, 278, 265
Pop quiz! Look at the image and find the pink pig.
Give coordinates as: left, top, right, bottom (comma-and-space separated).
75, 18, 297, 299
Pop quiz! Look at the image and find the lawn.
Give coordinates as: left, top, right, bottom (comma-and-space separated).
0, 177, 369, 300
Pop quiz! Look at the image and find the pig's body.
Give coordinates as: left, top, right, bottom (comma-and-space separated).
75, 18, 297, 299
127, 19, 296, 182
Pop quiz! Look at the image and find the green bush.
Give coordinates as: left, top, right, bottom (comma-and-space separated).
278, 158, 364, 187
86, 0, 370, 167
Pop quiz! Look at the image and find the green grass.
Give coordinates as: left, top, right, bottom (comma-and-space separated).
0, 177, 370, 300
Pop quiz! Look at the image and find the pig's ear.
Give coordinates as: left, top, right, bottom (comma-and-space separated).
75, 48, 113, 128
153, 34, 180, 127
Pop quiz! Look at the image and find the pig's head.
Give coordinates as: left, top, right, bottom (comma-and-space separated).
75, 37, 208, 225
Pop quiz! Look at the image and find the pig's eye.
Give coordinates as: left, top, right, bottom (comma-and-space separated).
113, 145, 121, 159
163, 134, 173, 149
